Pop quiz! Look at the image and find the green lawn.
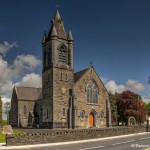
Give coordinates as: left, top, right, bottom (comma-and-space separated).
0, 129, 25, 143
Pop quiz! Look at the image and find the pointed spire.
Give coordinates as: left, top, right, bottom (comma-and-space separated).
67, 30, 73, 41
51, 25, 57, 37
55, 10, 61, 20
48, 10, 66, 39
42, 31, 47, 44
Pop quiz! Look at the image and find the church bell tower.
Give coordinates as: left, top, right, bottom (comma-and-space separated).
42, 10, 74, 128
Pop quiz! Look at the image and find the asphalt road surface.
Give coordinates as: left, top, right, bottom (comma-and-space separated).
28, 133, 150, 150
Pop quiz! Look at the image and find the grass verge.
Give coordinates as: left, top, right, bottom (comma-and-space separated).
0, 129, 25, 143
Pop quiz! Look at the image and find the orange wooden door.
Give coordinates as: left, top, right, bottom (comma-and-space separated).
89, 112, 94, 127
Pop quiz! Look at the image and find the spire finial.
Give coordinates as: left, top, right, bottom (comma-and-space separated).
51, 25, 57, 37
49, 7, 66, 39
55, 9, 61, 20
67, 30, 73, 41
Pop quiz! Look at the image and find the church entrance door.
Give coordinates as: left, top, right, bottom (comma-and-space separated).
89, 112, 94, 127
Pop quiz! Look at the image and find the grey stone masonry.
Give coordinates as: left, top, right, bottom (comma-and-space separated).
42, 10, 74, 129
6, 126, 146, 146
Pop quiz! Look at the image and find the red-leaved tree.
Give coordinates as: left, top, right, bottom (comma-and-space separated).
117, 90, 147, 124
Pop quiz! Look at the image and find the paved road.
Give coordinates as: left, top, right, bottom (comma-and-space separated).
0, 133, 150, 150
28, 133, 150, 150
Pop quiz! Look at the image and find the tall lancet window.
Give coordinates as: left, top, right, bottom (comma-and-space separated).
47, 47, 52, 66
58, 44, 68, 65
23, 105, 27, 117
87, 79, 98, 104
47, 51, 50, 66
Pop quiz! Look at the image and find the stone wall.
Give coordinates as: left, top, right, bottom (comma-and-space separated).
6, 126, 146, 146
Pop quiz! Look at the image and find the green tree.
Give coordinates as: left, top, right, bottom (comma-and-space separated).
109, 92, 119, 125
145, 102, 150, 116
0, 96, 2, 125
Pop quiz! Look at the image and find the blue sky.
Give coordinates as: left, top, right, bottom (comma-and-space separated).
0, 0, 150, 110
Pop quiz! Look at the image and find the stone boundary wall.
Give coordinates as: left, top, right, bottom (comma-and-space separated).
6, 126, 146, 146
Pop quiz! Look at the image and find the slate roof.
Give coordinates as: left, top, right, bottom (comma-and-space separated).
14, 68, 89, 101
74, 68, 89, 83
15, 87, 42, 101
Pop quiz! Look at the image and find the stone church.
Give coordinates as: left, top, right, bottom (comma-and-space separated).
9, 10, 111, 129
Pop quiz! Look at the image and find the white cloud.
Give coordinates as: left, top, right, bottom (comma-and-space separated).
0, 41, 18, 55
105, 80, 126, 94
0, 52, 41, 99
1, 97, 11, 109
0, 54, 41, 83
13, 54, 41, 76
17, 73, 42, 88
126, 80, 145, 93
1, 97, 11, 120
0, 54, 41, 100
0, 41, 42, 119
0, 56, 12, 83
105, 79, 145, 94
0, 72, 42, 120
142, 96, 150, 103
0, 81, 13, 98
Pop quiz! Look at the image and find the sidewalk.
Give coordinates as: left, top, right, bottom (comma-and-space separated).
0, 132, 149, 150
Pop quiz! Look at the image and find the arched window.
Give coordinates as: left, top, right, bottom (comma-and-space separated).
23, 105, 27, 117
60, 71, 63, 80
87, 80, 98, 104
58, 44, 68, 65
47, 49, 52, 67
65, 73, 68, 81
40, 108, 42, 119
80, 110, 85, 119
62, 108, 66, 118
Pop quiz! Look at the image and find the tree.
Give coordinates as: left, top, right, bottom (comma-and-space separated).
145, 102, 150, 116
117, 90, 147, 125
109, 92, 119, 125
0, 96, 2, 126
147, 77, 150, 116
